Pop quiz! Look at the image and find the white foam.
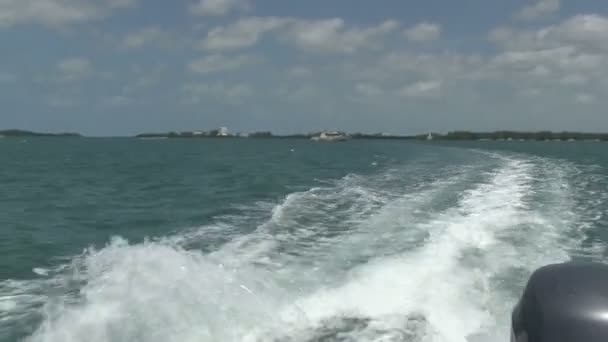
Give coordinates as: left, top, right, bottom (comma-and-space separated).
26, 237, 305, 342
8, 153, 588, 342
273, 157, 576, 342
33, 268, 50, 276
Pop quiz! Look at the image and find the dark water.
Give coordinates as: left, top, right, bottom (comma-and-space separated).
1, 138, 607, 341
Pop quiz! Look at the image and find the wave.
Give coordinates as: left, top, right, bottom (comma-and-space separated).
1, 151, 603, 342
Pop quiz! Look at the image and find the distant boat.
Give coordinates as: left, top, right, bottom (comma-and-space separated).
311, 131, 349, 142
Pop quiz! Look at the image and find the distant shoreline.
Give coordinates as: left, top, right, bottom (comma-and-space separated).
0, 129, 81, 138
135, 130, 608, 142
2, 129, 608, 142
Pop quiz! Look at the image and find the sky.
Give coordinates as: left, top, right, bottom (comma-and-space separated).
1, 0, 608, 136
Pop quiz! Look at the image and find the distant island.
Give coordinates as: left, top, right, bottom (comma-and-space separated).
135, 128, 608, 142
2, 128, 606, 141
0, 129, 81, 138
436, 131, 607, 141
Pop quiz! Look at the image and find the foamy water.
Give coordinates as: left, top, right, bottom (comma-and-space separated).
1, 148, 605, 342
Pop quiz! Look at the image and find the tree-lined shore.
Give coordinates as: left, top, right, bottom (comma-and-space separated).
2, 129, 607, 141
0, 129, 81, 137
135, 130, 608, 141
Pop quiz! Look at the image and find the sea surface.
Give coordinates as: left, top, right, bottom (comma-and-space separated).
1, 138, 607, 342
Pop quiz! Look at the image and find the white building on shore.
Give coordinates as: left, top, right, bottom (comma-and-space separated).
218, 127, 229, 136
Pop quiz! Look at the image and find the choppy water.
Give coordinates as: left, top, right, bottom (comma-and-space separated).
1, 138, 607, 342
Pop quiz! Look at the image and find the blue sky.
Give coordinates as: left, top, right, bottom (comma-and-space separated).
1, 0, 607, 136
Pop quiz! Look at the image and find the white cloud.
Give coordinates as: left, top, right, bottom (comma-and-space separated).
576, 93, 594, 104
56, 57, 92, 81
404, 22, 441, 42
530, 65, 551, 77
553, 14, 608, 46
0, 0, 136, 27
187, 54, 259, 74
486, 13, 608, 94
559, 74, 588, 86
491, 14, 608, 52
399, 80, 442, 98
283, 18, 399, 53
180, 82, 253, 104
189, 0, 249, 17
492, 47, 604, 76
202, 16, 290, 50
123, 27, 169, 49
516, 0, 560, 21
201, 17, 399, 53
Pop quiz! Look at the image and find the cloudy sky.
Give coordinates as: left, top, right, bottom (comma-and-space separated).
1, 0, 607, 135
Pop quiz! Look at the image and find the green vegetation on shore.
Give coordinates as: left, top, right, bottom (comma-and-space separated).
438, 131, 608, 141
0, 129, 81, 137
135, 130, 608, 141
2, 128, 606, 141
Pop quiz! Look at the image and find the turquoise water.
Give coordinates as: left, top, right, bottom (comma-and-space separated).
1, 138, 607, 341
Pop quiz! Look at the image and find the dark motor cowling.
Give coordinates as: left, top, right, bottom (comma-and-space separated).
511, 262, 608, 342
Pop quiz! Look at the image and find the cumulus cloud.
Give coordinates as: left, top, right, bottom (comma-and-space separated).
516, 0, 560, 21
492, 47, 603, 73
530, 65, 551, 77
300, 11, 607, 110
399, 80, 442, 98
200, 16, 399, 53
554, 14, 608, 46
492, 14, 608, 52
187, 54, 259, 73
0, 0, 136, 27
404, 22, 441, 42
56, 57, 92, 81
487, 14, 608, 89
283, 18, 399, 53
202, 16, 290, 50
122, 27, 170, 49
189, 0, 249, 16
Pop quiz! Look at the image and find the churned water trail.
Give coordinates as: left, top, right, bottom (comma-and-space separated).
1, 141, 607, 342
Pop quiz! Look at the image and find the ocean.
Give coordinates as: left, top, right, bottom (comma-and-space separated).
1, 138, 607, 342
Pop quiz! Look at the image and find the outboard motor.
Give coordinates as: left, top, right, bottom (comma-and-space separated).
511, 262, 608, 342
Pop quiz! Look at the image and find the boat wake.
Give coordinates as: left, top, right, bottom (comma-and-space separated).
0, 150, 603, 342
